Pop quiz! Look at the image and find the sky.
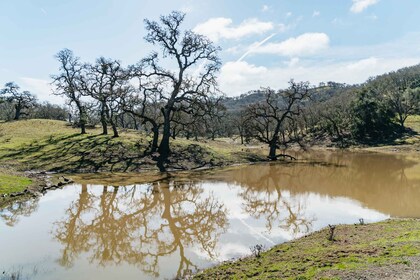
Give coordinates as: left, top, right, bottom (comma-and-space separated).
1, 0, 420, 104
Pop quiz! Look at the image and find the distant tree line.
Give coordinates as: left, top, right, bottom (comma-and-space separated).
1, 11, 420, 170
303, 66, 420, 147
0, 82, 68, 121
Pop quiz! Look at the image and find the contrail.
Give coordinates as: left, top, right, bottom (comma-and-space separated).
237, 216, 276, 245
237, 33, 276, 62
194, 33, 276, 76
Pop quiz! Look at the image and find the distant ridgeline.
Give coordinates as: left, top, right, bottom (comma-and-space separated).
222, 81, 352, 112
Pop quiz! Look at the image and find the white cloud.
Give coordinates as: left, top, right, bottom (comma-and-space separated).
217, 28, 420, 97
19, 77, 64, 104
219, 57, 420, 96
252, 33, 330, 57
287, 57, 300, 67
313, 10, 320, 17
346, 57, 378, 71
193, 18, 274, 42
261, 5, 269, 12
219, 61, 267, 94
350, 0, 379, 13
286, 12, 292, 18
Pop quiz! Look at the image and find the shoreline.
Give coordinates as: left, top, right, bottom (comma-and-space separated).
193, 219, 420, 279
0, 143, 418, 206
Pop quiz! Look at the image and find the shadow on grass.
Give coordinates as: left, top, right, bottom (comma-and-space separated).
354, 127, 418, 147
0, 133, 152, 173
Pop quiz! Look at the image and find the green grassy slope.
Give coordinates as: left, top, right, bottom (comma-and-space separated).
0, 119, 262, 175
194, 219, 420, 280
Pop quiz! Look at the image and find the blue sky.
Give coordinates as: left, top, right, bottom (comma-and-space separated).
1, 0, 420, 103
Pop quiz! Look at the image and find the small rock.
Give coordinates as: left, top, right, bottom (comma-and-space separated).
32, 192, 43, 198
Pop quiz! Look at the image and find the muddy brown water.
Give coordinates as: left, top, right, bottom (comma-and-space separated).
1, 151, 419, 279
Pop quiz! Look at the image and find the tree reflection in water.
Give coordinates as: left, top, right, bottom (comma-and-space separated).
53, 181, 228, 278
237, 166, 314, 236
0, 198, 40, 227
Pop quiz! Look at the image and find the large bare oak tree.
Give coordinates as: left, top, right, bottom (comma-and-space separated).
137, 11, 221, 171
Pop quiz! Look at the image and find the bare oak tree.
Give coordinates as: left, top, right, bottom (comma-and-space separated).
246, 81, 311, 160
0, 82, 36, 120
139, 11, 221, 170
52, 49, 88, 134
121, 77, 163, 153
81, 57, 129, 137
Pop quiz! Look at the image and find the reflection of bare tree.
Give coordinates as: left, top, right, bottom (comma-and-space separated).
54, 184, 95, 267
229, 162, 313, 236
280, 199, 312, 235
0, 198, 40, 227
53, 180, 228, 279
239, 183, 313, 236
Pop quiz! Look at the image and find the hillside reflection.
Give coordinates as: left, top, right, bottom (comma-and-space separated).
53, 181, 228, 278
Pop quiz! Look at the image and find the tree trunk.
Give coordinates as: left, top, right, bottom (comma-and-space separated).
109, 115, 119, 138
80, 122, 86, 134
14, 105, 21, 120
76, 102, 87, 134
157, 110, 171, 171
268, 141, 277, 160
100, 102, 108, 135
111, 123, 119, 137
151, 125, 159, 153
398, 114, 405, 132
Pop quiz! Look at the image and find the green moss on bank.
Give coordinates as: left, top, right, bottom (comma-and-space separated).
0, 173, 32, 194
194, 219, 420, 280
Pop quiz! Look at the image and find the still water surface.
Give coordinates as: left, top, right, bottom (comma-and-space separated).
1, 152, 419, 279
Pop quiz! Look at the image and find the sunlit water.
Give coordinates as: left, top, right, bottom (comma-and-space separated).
1, 151, 419, 279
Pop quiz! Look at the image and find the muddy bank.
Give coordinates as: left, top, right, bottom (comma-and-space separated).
0, 172, 74, 207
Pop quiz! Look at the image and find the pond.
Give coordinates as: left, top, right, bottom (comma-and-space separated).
1, 151, 419, 279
